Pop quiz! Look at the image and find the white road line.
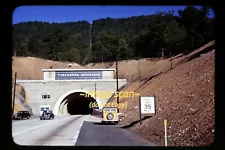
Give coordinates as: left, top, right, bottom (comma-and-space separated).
72, 117, 85, 144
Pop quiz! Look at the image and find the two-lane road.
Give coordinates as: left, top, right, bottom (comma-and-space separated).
12, 115, 101, 146
12, 115, 153, 146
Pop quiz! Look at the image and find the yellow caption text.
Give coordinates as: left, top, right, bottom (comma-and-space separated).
89, 102, 128, 109
80, 91, 139, 99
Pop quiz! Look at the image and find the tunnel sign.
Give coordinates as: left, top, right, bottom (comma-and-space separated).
55, 71, 103, 80
140, 96, 156, 114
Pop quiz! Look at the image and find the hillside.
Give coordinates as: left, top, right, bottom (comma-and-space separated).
12, 52, 186, 82
12, 56, 81, 80
13, 6, 214, 65
110, 41, 215, 146
12, 40, 215, 146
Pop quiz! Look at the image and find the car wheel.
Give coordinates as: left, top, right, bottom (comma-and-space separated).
106, 113, 114, 120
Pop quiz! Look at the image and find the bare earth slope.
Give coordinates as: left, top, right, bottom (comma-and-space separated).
12, 56, 81, 80
110, 42, 215, 146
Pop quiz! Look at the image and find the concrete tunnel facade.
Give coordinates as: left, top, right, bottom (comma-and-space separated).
16, 69, 128, 116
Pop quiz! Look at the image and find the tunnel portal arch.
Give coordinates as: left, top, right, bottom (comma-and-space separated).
53, 89, 101, 115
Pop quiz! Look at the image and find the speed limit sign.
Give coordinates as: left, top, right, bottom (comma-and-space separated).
140, 96, 156, 114
139, 96, 156, 125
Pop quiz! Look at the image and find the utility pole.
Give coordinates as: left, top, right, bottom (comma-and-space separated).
170, 51, 173, 69
138, 62, 141, 80
95, 83, 96, 100
161, 48, 164, 59
116, 57, 119, 113
14, 43, 17, 56
12, 72, 17, 117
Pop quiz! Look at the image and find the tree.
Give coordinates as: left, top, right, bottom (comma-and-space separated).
12, 7, 214, 62
70, 48, 81, 63
28, 34, 41, 56
177, 6, 213, 51
83, 47, 93, 64
42, 28, 69, 61
94, 30, 123, 61
12, 36, 19, 56
92, 41, 109, 62
163, 19, 187, 56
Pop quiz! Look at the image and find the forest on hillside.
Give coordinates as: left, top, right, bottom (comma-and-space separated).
12, 6, 215, 65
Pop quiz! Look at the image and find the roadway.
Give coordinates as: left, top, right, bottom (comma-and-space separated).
12, 115, 153, 146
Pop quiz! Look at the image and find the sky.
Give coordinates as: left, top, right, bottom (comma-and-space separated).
12, 6, 215, 25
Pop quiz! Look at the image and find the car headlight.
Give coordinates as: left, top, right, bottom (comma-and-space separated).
106, 113, 114, 120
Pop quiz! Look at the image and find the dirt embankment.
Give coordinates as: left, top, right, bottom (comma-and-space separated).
12, 52, 185, 82
12, 74, 30, 113
110, 41, 215, 146
12, 56, 82, 80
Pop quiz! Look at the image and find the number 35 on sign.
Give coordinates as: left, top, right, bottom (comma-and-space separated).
140, 96, 156, 114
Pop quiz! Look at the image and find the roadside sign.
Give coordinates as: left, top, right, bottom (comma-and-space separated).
139, 96, 156, 125
140, 96, 156, 114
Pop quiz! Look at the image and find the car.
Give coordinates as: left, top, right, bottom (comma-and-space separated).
102, 107, 119, 125
13, 111, 31, 120
40, 110, 54, 120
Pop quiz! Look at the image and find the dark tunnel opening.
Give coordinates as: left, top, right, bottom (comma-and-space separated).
67, 97, 93, 115
61, 92, 97, 115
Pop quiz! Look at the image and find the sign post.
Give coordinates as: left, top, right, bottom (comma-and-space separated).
116, 58, 119, 113
164, 119, 167, 146
139, 97, 142, 125
139, 96, 156, 125
12, 72, 17, 116
138, 62, 141, 80
170, 52, 172, 69
94, 83, 96, 100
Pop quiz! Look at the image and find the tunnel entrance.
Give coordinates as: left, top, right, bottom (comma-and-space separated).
58, 92, 97, 115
